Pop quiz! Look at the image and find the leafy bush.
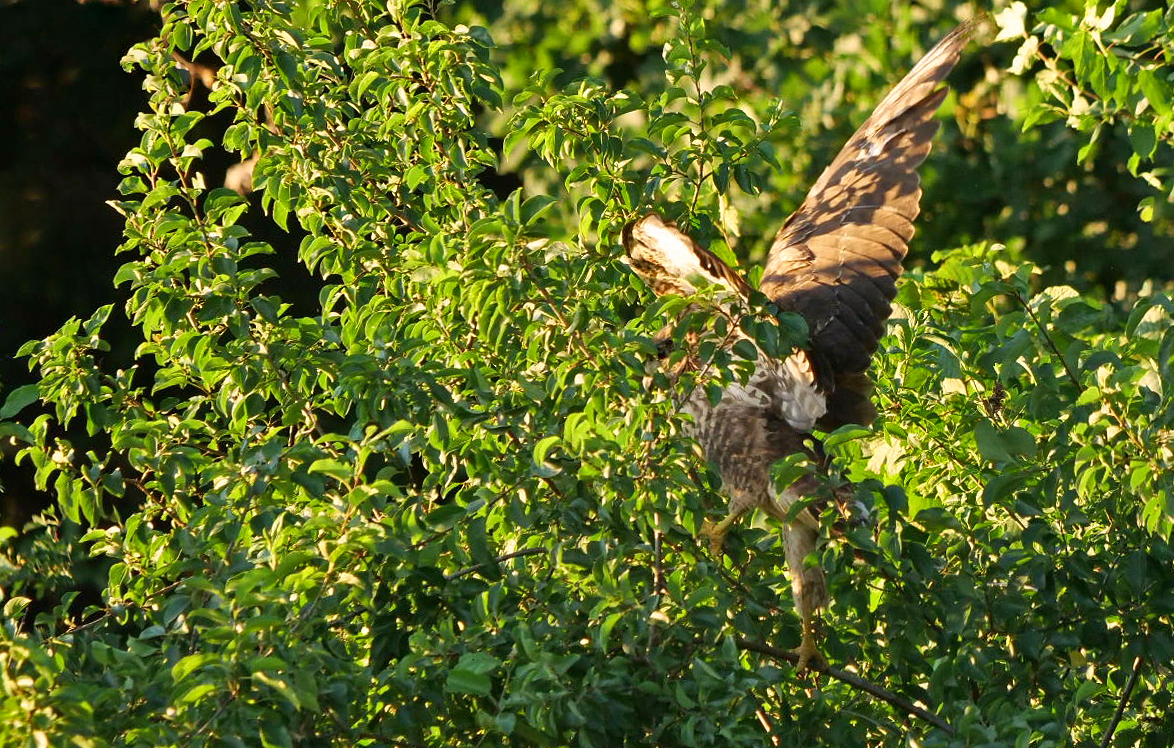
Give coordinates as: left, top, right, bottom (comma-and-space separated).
2, 1, 1172, 746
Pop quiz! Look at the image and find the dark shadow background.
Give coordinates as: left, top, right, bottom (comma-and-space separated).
0, 0, 154, 359
0, 0, 161, 528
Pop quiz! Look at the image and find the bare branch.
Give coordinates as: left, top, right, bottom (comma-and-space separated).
444, 547, 547, 580
735, 638, 955, 736
1100, 657, 1143, 748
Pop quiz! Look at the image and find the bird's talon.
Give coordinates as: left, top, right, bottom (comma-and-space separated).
700, 519, 726, 556
792, 634, 826, 674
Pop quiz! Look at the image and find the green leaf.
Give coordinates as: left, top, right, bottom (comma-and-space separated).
983, 472, 1028, 506
1129, 122, 1157, 162
178, 682, 218, 704
254, 671, 302, 710
3, 597, 31, 620
1139, 68, 1171, 116
0, 384, 38, 419
520, 194, 557, 225
975, 419, 1011, 463
731, 339, 757, 361
172, 653, 217, 682
975, 419, 1034, 463
770, 453, 813, 494
308, 459, 352, 482
822, 426, 871, 450
1002, 427, 1037, 459
531, 435, 561, 477
425, 503, 466, 531
445, 669, 492, 696
456, 651, 501, 675
354, 70, 380, 100
596, 611, 625, 651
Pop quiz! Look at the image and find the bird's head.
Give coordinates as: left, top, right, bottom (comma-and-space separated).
622, 213, 752, 298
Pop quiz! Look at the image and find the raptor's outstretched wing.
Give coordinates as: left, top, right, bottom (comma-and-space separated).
760, 21, 974, 429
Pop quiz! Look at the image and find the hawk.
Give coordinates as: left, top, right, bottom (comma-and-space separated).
623, 21, 974, 671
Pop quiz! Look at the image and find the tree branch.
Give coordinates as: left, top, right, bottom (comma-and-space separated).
1100, 656, 1142, 748
735, 638, 955, 736
444, 547, 547, 580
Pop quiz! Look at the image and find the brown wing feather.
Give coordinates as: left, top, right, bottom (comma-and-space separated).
759, 21, 975, 427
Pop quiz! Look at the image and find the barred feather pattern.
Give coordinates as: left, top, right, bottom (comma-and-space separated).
678, 380, 830, 613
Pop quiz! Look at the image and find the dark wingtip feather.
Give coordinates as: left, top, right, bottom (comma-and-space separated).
760, 19, 977, 399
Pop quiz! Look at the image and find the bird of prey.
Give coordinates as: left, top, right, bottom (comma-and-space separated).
623, 21, 974, 671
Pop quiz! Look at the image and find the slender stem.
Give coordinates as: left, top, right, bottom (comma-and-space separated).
1015, 291, 1153, 458
1100, 657, 1143, 748
444, 547, 547, 580
59, 580, 184, 638
653, 519, 665, 594
1015, 291, 1079, 386
735, 638, 955, 736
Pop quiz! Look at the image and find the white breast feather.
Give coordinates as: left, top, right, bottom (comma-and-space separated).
680, 343, 826, 433
776, 352, 826, 431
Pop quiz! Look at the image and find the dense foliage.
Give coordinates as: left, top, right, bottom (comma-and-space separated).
2, 0, 1173, 746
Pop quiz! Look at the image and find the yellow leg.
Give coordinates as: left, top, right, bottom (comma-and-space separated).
792, 614, 827, 673
700, 510, 743, 555
783, 523, 828, 673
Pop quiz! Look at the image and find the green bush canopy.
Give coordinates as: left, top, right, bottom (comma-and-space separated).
2, 1, 1174, 746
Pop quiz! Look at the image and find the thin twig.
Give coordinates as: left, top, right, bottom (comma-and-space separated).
1015, 291, 1079, 386
444, 547, 547, 580
755, 707, 782, 747
654, 520, 666, 595
648, 519, 666, 653
59, 580, 184, 638
1015, 290, 1154, 459
1100, 656, 1143, 748
735, 638, 955, 736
